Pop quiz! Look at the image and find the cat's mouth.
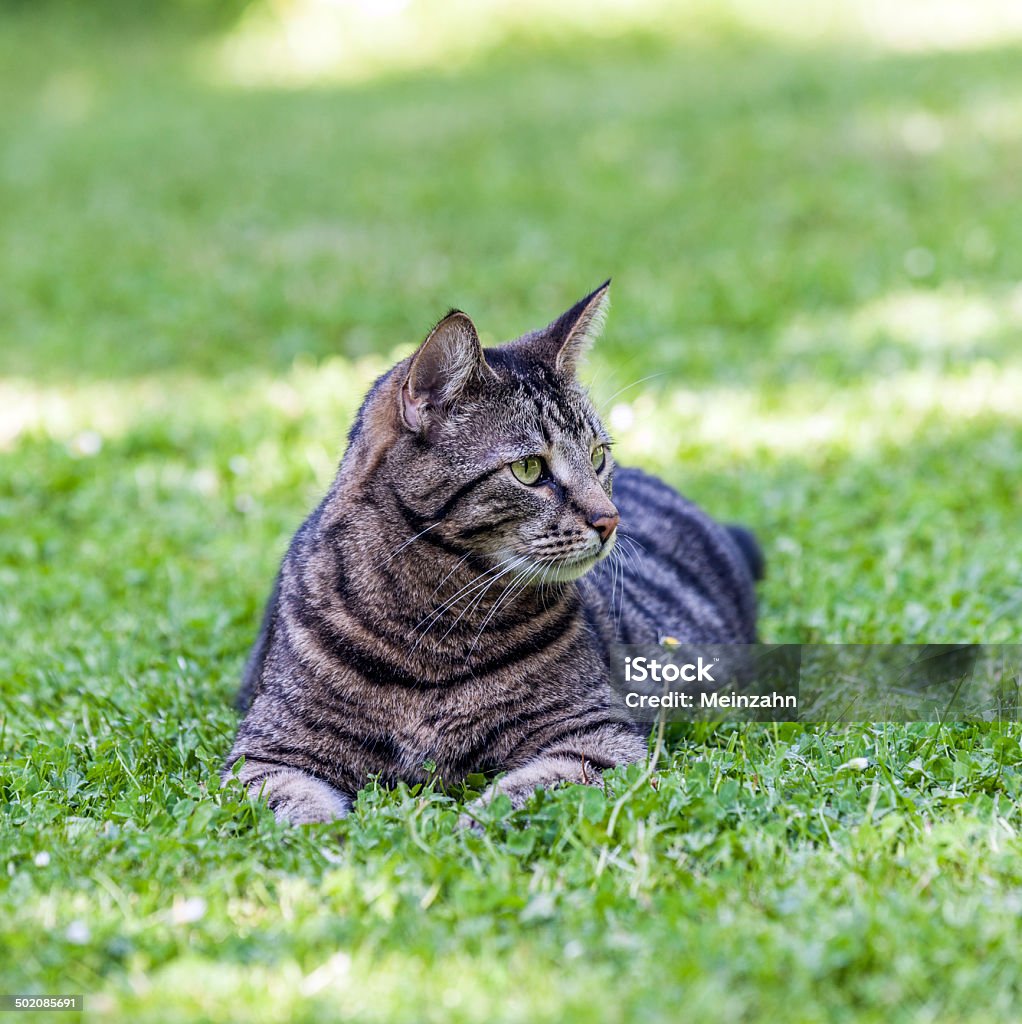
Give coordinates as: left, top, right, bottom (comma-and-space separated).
529, 533, 616, 583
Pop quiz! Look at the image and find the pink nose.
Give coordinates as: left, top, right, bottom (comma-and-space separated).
590, 511, 620, 542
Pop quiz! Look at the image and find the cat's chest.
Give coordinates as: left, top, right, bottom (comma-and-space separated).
371, 678, 571, 782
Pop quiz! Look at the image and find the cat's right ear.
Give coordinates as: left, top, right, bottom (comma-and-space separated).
401, 310, 491, 431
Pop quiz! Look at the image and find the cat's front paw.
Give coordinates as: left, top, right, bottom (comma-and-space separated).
274, 794, 350, 826
456, 806, 488, 833
455, 781, 550, 832
261, 771, 353, 825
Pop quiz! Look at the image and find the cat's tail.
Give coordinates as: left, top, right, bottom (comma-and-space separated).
726, 524, 765, 583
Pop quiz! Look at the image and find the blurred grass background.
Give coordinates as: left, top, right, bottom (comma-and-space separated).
2, 1, 1022, 1021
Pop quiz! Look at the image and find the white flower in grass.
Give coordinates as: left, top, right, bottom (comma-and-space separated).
837, 757, 871, 772
904, 247, 935, 279
171, 896, 207, 925
68, 431, 102, 457
66, 921, 91, 944
34, 851, 51, 868
193, 468, 218, 496
301, 951, 352, 996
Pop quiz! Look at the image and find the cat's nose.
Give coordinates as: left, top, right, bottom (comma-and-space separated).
590, 511, 620, 543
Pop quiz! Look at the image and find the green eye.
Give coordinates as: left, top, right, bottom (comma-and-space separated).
591, 445, 607, 472
511, 456, 544, 485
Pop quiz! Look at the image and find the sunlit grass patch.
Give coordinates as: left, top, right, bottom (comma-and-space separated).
208, 0, 1022, 88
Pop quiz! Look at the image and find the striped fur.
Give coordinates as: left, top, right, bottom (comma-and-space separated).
224, 283, 760, 824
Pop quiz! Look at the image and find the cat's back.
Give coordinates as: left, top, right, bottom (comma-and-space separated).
584, 466, 760, 645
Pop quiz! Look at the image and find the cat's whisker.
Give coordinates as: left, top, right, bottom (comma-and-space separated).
614, 535, 645, 602
606, 545, 620, 616
611, 548, 628, 633
599, 372, 666, 408
617, 532, 649, 557
408, 557, 516, 644
454, 557, 544, 651
410, 556, 526, 653
615, 537, 641, 598
538, 561, 555, 609
427, 553, 471, 599
465, 560, 541, 658
414, 558, 518, 628
435, 586, 495, 650
615, 534, 641, 573
601, 552, 614, 626
373, 523, 440, 568
432, 557, 529, 648
536, 565, 561, 610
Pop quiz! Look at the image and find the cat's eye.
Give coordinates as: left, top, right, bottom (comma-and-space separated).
510, 456, 544, 486
591, 445, 607, 472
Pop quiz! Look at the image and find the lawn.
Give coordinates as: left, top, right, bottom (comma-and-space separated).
2, 3, 1022, 1021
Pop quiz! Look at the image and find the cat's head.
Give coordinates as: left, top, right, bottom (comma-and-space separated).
349, 282, 618, 583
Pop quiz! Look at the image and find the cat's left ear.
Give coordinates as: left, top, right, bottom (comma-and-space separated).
401, 310, 492, 431
519, 279, 611, 376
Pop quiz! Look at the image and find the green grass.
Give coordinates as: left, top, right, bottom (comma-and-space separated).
2, 4, 1022, 1021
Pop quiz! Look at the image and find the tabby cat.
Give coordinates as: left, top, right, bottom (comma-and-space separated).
224, 282, 761, 825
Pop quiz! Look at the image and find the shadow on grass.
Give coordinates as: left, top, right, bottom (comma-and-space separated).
1, 12, 1022, 385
